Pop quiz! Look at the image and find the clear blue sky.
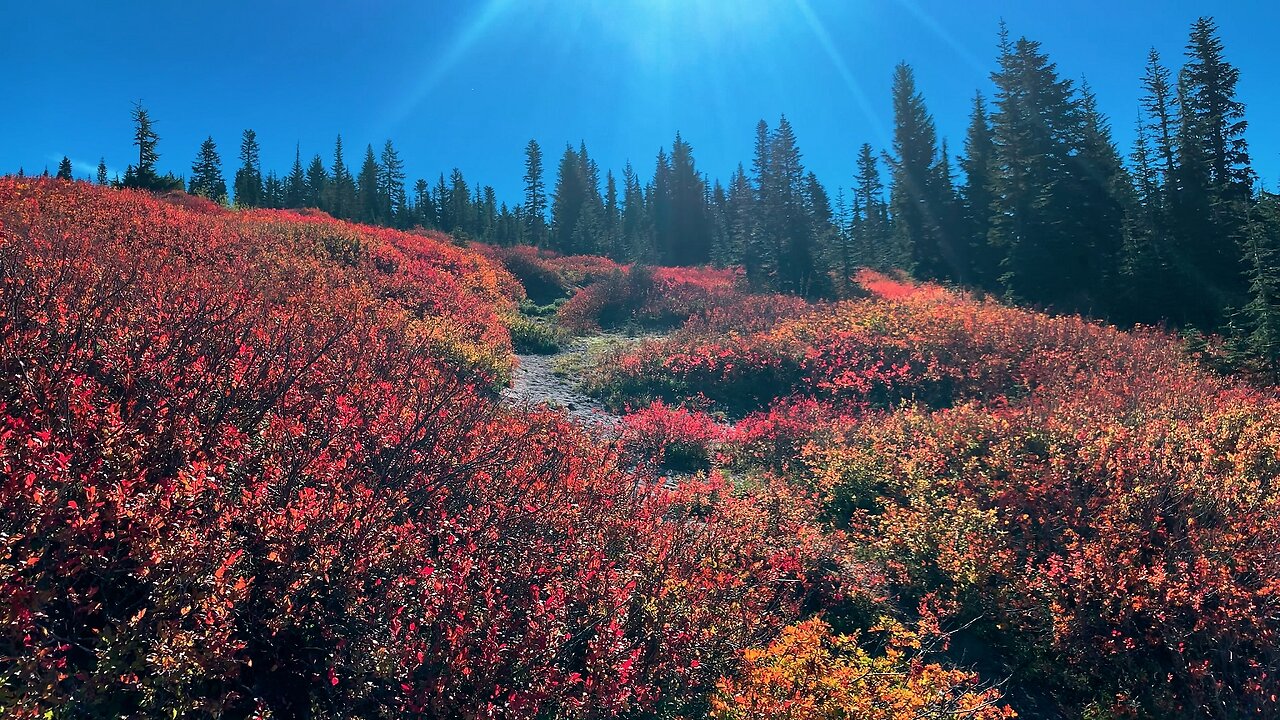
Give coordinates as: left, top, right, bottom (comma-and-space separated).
4, 1, 1277, 203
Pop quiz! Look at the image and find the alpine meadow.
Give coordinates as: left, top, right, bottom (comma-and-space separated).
5, 3, 1280, 719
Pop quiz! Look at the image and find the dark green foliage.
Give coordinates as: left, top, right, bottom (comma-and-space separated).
188, 136, 227, 204
233, 129, 262, 208
55, 156, 73, 181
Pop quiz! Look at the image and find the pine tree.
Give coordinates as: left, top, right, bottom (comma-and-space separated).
355, 145, 381, 224
262, 171, 285, 209
326, 136, 357, 220
960, 92, 997, 286
720, 164, 754, 270
1141, 49, 1179, 192
285, 144, 307, 208
56, 156, 73, 181
412, 178, 435, 229
378, 140, 407, 226
234, 129, 263, 208
522, 139, 548, 245
746, 119, 776, 287
449, 169, 472, 237
1171, 16, 1253, 325
551, 144, 591, 254
621, 161, 648, 262
305, 154, 328, 209
888, 62, 949, 281
188, 136, 227, 204
96, 158, 108, 185
988, 30, 1087, 308
665, 133, 712, 266
603, 170, 623, 259
852, 143, 893, 270
1241, 194, 1280, 379
129, 101, 160, 187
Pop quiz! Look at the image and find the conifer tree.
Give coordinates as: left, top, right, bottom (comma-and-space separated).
960, 92, 997, 286
262, 170, 285, 209
888, 62, 949, 281
1242, 194, 1280, 379
188, 136, 227, 204
56, 156, 73, 181
665, 133, 712, 266
326, 136, 356, 219
412, 178, 435, 229
305, 154, 328, 209
128, 101, 160, 188
285, 144, 306, 209
989, 30, 1086, 308
852, 143, 892, 270
1172, 16, 1253, 324
522, 139, 547, 245
233, 129, 263, 208
96, 158, 108, 185
378, 140, 407, 226
621, 162, 648, 262
355, 144, 381, 224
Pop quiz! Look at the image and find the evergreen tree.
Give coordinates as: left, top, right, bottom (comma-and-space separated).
664, 133, 712, 266
233, 129, 263, 208
128, 101, 160, 188
621, 162, 649, 262
1141, 49, 1179, 192
355, 144, 382, 224
852, 143, 892, 270
960, 92, 997, 286
434, 174, 451, 230
522, 139, 548, 245
285, 144, 307, 209
56, 156, 73, 181
1171, 16, 1253, 324
262, 171, 285, 209
746, 119, 776, 287
719, 164, 754, 270
412, 178, 435, 229
449, 169, 472, 236
305, 154, 328, 209
188, 136, 227, 204
378, 140, 407, 226
1241, 194, 1280, 378
988, 30, 1088, 308
326, 136, 356, 219
888, 62, 950, 282
551, 144, 592, 254
604, 170, 623, 259
96, 158, 108, 185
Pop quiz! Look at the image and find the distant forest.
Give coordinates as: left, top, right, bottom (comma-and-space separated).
23, 16, 1280, 369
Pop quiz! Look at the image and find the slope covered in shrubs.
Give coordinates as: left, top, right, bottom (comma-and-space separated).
592, 270, 1280, 718
0, 180, 869, 718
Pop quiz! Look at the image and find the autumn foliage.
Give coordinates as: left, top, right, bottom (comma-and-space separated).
585, 269, 1280, 718
0, 180, 843, 718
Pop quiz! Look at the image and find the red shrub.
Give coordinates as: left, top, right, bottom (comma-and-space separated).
0, 180, 841, 718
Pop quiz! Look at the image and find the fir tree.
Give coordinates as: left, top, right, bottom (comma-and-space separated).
285, 144, 307, 209
888, 62, 949, 282
378, 140, 407, 226
522, 139, 547, 246
56, 156, 73, 181
355, 145, 382, 224
129, 101, 160, 187
960, 92, 997, 286
326, 136, 356, 219
188, 136, 227, 204
233, 129, 263, 208
305, 154, 328, 209
96, 158, 108, 185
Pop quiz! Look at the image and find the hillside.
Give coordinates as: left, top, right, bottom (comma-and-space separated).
4, 179, 1279, 719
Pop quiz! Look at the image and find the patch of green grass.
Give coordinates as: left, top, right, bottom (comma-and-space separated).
509, 315, 562, 354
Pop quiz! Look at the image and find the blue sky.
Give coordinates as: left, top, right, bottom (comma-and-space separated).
3, 1, 1277, 203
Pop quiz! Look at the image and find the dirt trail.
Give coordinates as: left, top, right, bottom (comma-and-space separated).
502, 336, 620, 427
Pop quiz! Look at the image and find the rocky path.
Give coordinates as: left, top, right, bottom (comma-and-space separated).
502, 336, 620, 427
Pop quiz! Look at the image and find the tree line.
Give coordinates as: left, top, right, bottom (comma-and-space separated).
29, 16, 1280, 366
